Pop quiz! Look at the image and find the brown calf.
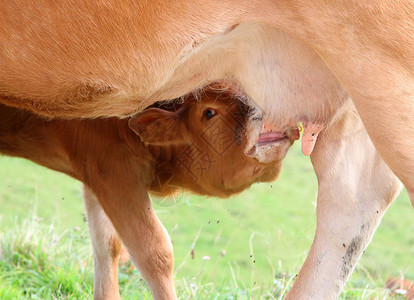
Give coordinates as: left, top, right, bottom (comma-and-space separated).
0, 87, 298, 299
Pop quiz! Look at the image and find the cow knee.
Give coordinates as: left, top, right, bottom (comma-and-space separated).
153, 243, 174, 274
135, 240, 174, 277
108, 235, 122, 263
93, 233, 122, 265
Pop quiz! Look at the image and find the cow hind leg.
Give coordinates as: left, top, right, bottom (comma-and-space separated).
285, 104, 402, 299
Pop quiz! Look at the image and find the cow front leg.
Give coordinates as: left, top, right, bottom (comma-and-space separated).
83, 186, 122, 300
88, 180, 176, 300
286, 105, 402, 299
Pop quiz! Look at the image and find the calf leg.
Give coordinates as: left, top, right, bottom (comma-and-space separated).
285, 104, 402, 299
83, 186, 121, 300
86, 179, 176, 300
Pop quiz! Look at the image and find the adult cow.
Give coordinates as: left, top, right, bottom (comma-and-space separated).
0, 1, 412, 299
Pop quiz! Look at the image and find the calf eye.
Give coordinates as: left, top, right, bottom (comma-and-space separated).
204, 108, 217, 120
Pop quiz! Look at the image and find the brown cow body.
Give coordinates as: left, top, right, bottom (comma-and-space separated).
0, 88, 296, 299
0, 1, 413, 299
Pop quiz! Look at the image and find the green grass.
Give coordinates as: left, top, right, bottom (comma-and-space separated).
0, 143, 413, 299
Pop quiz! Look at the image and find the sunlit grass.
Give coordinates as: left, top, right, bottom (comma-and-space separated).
0, 218, 402, 299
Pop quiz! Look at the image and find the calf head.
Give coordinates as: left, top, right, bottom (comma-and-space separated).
129, 87, 299, 197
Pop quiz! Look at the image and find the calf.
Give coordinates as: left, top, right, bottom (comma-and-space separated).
0, 87, 298, 299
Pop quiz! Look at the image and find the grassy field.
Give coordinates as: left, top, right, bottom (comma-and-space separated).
0, 143, 413, 299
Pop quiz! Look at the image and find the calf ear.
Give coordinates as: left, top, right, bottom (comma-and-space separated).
128, 108, 189, 145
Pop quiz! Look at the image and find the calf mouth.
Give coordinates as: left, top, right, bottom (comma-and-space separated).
247, 126, 300, 163
256, 131, 290, 146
